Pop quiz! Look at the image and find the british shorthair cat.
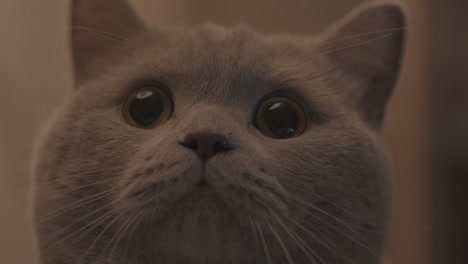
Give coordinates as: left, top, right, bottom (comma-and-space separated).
32, 0, 406, 263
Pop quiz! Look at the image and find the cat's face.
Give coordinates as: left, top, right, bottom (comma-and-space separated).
33, 1, 405, 264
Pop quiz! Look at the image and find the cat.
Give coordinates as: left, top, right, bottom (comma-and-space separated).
32, 0, 406, 263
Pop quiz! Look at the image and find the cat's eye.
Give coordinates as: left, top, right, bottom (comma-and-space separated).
255, 96, 307, 139
123, 86, 172, 128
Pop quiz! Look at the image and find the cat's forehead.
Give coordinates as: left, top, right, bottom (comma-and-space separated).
120, 25, 329, 104
146, 25, 276, 68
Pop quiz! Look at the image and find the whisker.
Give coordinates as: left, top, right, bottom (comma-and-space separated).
43, 201, 114, 247
321, 26, 407, 46
124, 211, 145, 261
286, 179, 385, 231
78, 211, 121, 264
256, 220, 273, 264
306, 33, 394, 59
39, 185, 119, 225
105, 212, 138, 262
266, 220, 295, 264
287, 195, 380, 257
70, 26, 164, 75
249, 217, 262, 263
285, 213, 353, 264
52, 176, 119, 196
289, 193, 376, 233
71, 26, 141, 50
312, 193, 384, 230
266, 207, 323, 264
43, 206, 115, 252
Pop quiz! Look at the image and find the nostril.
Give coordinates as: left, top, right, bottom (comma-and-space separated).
213, 140, 232, 153
180, 138, 198, 151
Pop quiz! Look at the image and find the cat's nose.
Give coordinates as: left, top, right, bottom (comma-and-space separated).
180, 132, 233, 162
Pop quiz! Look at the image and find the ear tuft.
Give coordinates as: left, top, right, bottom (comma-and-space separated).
320, 1, 407, 128
72, 0, 146, 85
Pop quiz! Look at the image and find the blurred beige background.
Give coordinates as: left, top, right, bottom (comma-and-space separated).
0, 0, 431, 263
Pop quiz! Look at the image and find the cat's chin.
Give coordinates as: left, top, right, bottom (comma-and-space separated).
146, 182, 238, 227
131, 185, 256, 262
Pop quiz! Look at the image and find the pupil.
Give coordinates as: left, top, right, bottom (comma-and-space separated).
129, 91, 163, 126
264, 101, 299, 138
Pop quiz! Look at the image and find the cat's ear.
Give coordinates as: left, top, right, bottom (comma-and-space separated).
319, 1, 407, 128
71, 0, 147, 85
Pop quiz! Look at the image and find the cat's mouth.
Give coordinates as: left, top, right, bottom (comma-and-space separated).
182, 177, 227, 205
195, 178, 210, 187
120, 165, 287, 229
185, 179, 219, 200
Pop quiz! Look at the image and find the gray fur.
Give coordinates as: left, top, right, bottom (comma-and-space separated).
32, 0, 406, 263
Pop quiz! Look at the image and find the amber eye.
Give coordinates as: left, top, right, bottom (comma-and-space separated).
255, 96, 307, 139
123, 86, 172, 128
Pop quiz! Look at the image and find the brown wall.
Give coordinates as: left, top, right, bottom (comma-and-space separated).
430, 1, 468, 263
1, 1, 70, 263
0, 1, 431, 263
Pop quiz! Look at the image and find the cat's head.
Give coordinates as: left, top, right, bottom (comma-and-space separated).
33, 0, 406, 263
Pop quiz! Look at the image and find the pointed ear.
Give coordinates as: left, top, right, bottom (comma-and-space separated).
71, 0, 146, 85
320, 1, 407, 128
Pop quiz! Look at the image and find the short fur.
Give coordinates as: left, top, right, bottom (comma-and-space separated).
32, 1, 406, 263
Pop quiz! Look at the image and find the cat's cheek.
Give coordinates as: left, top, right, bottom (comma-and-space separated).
116, 159, 203, 218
